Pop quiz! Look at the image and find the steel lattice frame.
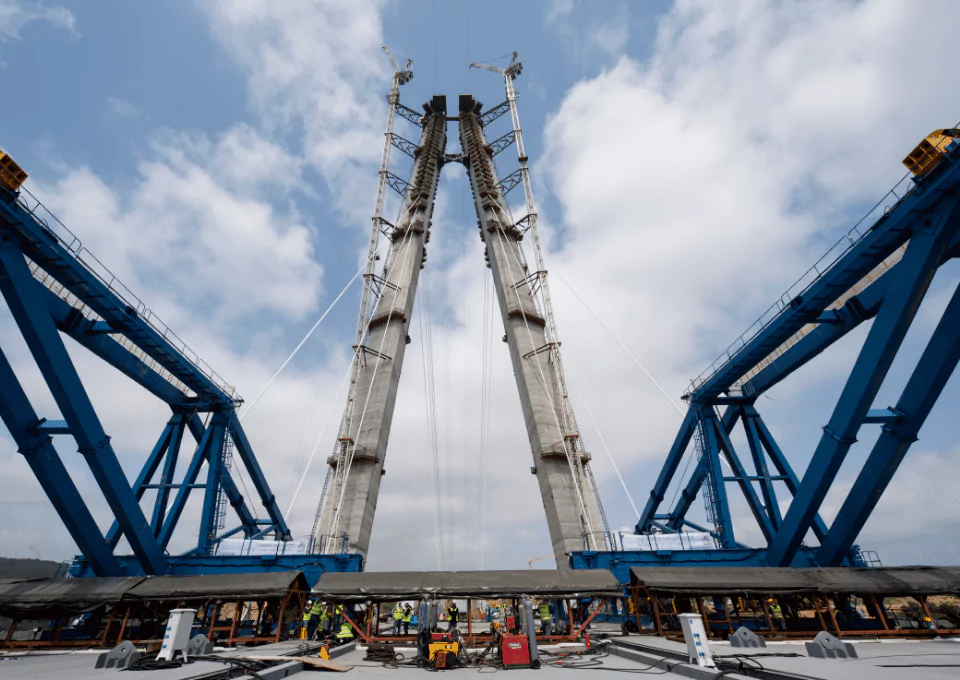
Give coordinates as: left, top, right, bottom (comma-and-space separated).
0, 181, 310, 577
575, 133, 960, 576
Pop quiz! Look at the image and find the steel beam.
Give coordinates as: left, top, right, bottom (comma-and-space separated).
711, 414, 775, 543
0, 197, 233, 405
42, 288, 192, 407
227, 411, 289, 539
691, 150, 960, 402
187, 414, 258, 537
767, 202, 960, 566
816, 280, 960, 564
198, 414, 226, 554
0, 237, 168, 574
151, 413, 185, 532
637, 410, 695, 532
664, 406, 739, 531
747, 407, 828, 541
158, 419, 216, 550
742, 411, 781, 529
105, 420, 174, 549
742, 274, 890, 397
0, 346, 120, 576
700, 409, 735, 547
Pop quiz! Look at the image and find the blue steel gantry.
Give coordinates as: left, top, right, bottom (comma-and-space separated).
573, 129, 960, 580
0, 175, 361, 581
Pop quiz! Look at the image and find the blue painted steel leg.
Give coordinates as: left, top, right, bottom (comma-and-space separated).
637, 410, 695, 532
666, 406, 739, 531
666, 466, 704, 531
227, 412, 290, 539
105, 420, 174, 549
748, 408, 827, 541
187, 414, 258, 536
0, 346, 120, 576
742, 410, 782, 529
712, 415, 776, 543
159, 418, 217, 550
767, 205, 960, 566
816, 281, 960, 564
0, 240, 168, 574
198, 414, 226, 554
151, 413, 185, 532
701, 408, 735, 547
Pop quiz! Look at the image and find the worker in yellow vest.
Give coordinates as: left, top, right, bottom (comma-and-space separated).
402, 602, 413, 635
335, 621, 354, 645
392, 602, 404, 635
301, 607, 312, 639
316, 603, 330, 638
768, 599, 785, 631
539, 601, 553, 636
305, 599, 324, 639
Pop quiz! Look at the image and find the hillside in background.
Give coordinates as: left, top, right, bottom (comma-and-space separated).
0, 557, 68, 580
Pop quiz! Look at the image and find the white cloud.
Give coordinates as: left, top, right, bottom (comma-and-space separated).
545, 0, 574, 25
42, 125, 320, 325
106, 96, 141, 119
0, 0, 74, 41
545, 0, 632, 64
196, 0, 389, 222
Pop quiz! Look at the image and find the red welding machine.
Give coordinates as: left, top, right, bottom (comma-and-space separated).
500, 634, 531, 669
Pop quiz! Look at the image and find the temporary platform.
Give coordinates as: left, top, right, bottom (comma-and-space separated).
628, 566, 960, 640
313, 568, 625, 646
312, 568, 622, 601
0, 571, 308, 648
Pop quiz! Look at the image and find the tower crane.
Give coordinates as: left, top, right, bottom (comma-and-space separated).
469, 51, 522, 80
382, 45, 413, 86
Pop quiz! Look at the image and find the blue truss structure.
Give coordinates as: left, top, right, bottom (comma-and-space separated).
574, 134, 960, 580
0, 183, 362, 582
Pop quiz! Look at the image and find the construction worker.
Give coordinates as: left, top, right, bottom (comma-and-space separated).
335, 620, 354, 645
316, 603, 331, 638
539, 600, 553, 636
402, 602, 413, 635
392, 602, 404, 635
301, 603, 314, 639
447, 601, 460, 631
769, 599, 786, 631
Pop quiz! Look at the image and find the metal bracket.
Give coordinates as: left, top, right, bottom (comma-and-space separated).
481, 100, 511, 126
514, 213, 534, 233
384, 171, 412, 198
496, 169, 523, 197
395, 103, 423, 126
390, 133, 419, 159
522, 342, 558, 360
488, 130, 517, 157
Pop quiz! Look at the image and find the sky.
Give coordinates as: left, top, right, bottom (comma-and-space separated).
1, 0, 960, 572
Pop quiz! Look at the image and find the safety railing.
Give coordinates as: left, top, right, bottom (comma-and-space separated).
686, 130, 960, 397
10, 184, 240, 402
